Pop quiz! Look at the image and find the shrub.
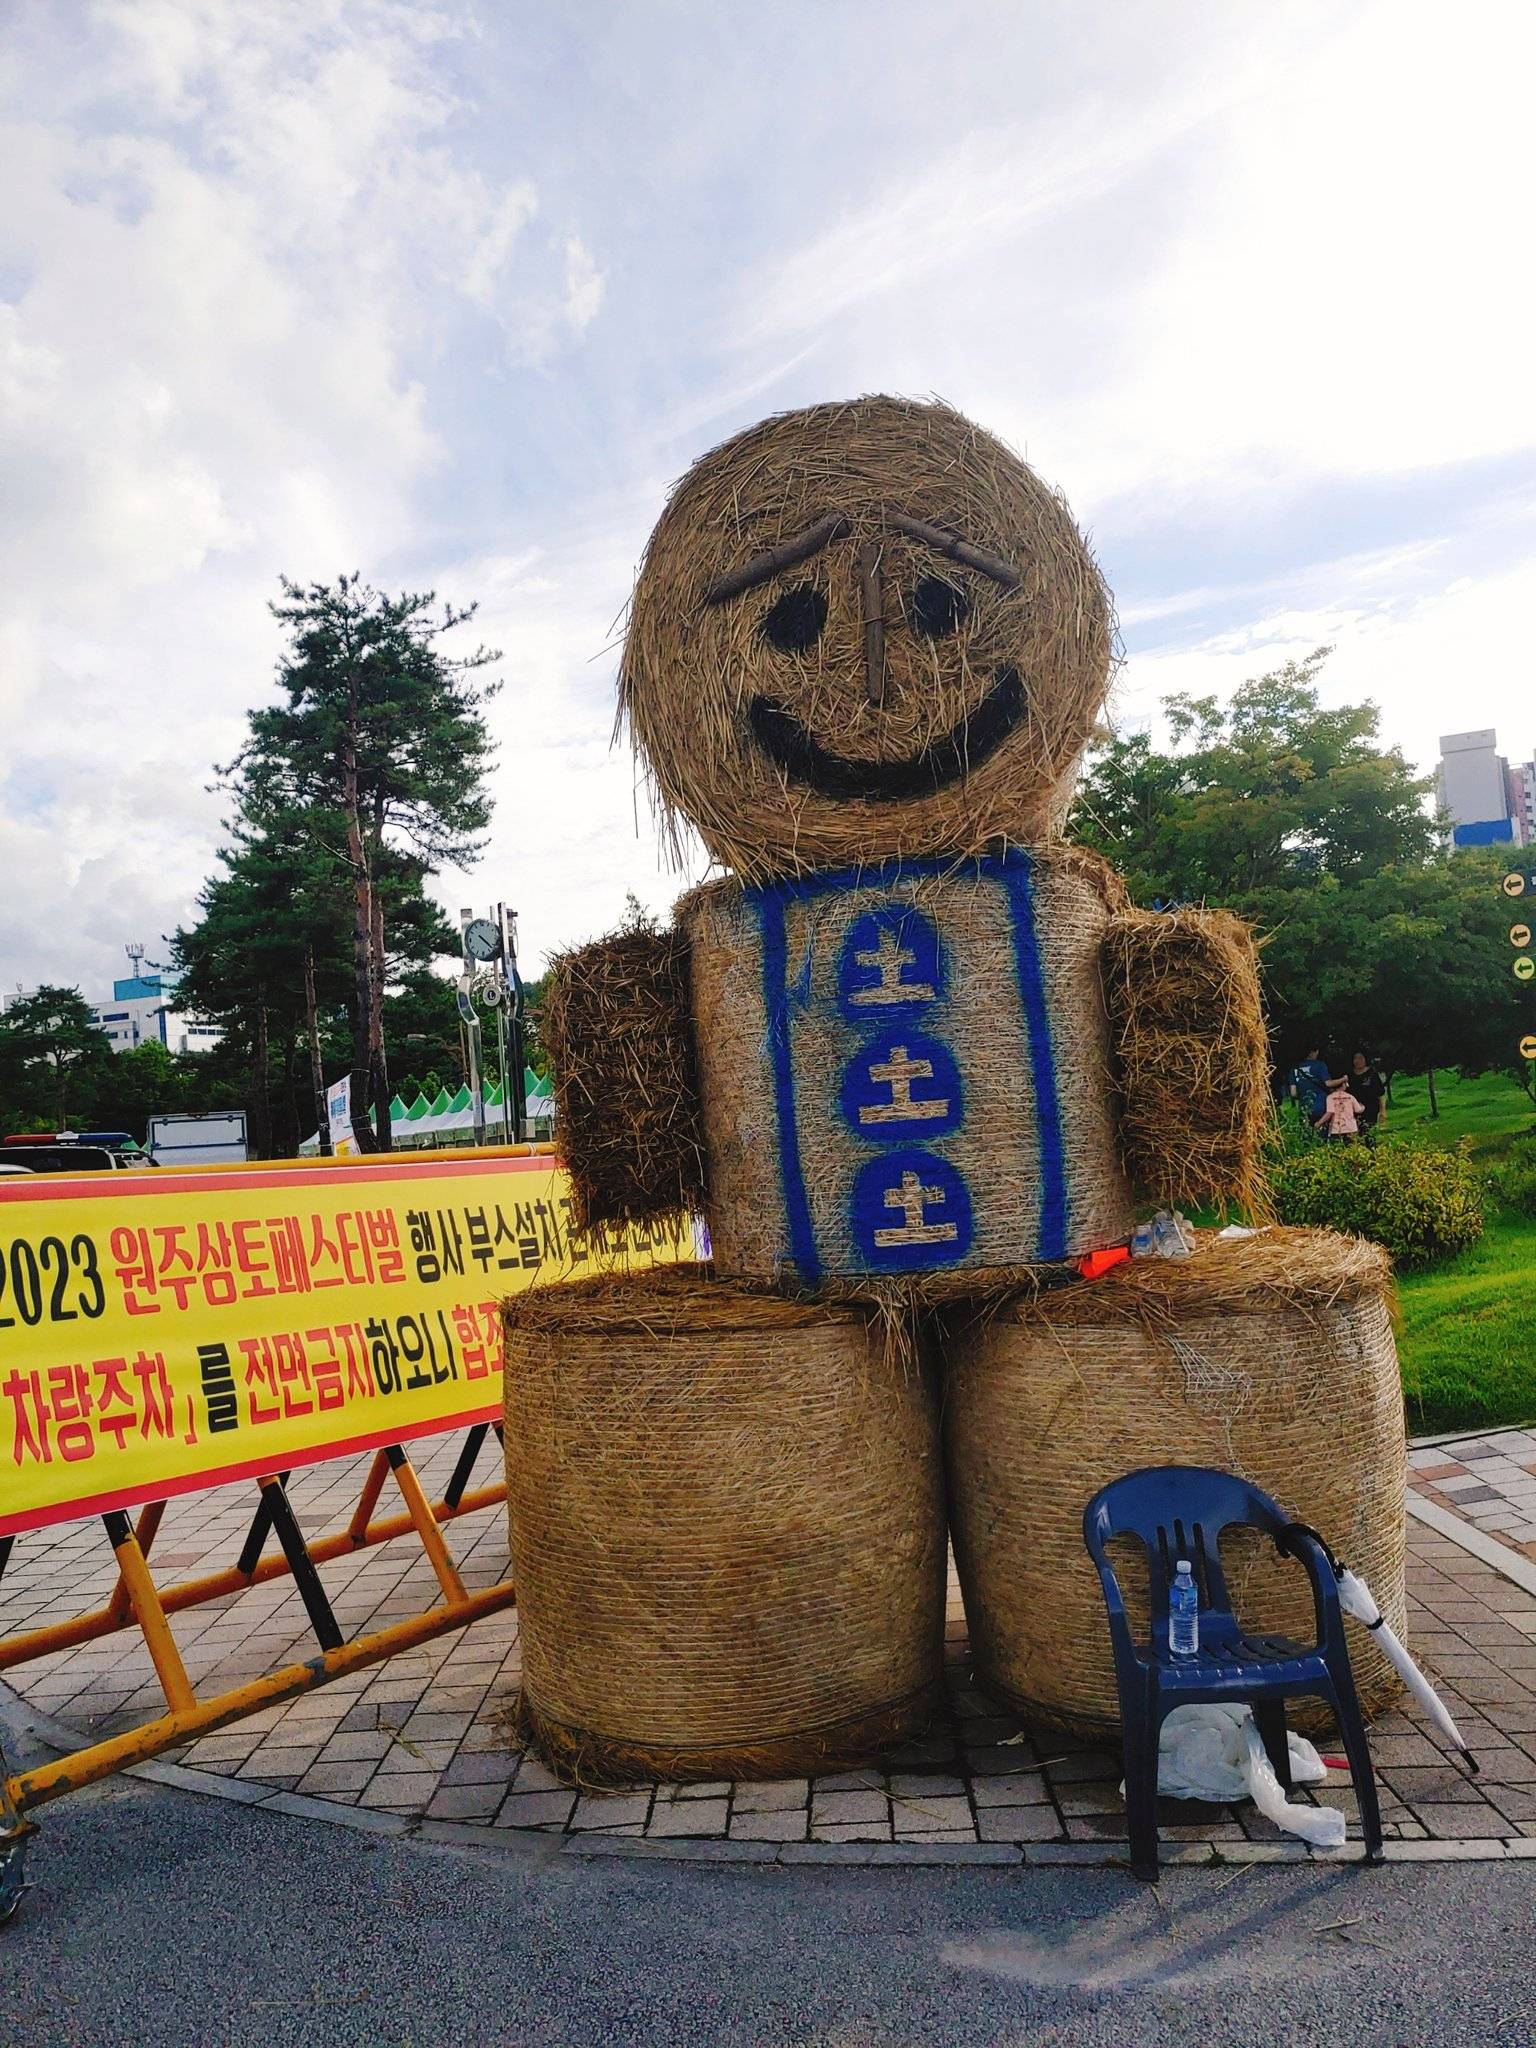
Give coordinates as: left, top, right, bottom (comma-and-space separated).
1269, 1139, 1485, 1267
1490, 1135, 1536, 1219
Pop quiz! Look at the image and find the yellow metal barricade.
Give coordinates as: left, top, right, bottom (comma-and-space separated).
0, 1144, 692, 1916
0, 1421, 511, 1823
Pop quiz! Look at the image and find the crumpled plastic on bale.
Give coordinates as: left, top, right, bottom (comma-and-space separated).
1125, 1702, 1347, 1848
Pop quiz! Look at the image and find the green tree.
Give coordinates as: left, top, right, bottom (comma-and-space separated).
86, 1041, 188, 1135
1250, 851, 1531, 1097
227, 576, 500, 1152
1067, 650, 1525, 1109
173, 810, 458, 1157
522, 972, 550, 1081
173, 823, 346, 1157
1070, 649, 1436, 902
0, 987, 113, 1129
384, 966, 468, 1095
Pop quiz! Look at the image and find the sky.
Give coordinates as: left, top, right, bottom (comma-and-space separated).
2, 0, 1534, 996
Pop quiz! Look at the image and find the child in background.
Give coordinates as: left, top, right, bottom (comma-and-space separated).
1315, 1078, 1366, 1142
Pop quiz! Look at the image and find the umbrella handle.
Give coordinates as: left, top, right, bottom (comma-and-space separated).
1274, 1519, 1343, 1576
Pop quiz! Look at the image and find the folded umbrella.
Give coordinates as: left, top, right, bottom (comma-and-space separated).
1337, 1567, 1479, 1773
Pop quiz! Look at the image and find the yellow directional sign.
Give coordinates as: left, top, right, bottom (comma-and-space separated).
1517, 956, 1536, 983
1513, 924, 1533, 949
1523, 1036, 1536, 1061
1506, 873, 1528, 898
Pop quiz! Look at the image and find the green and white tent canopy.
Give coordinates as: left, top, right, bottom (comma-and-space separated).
381, 1069, 554, 1144
303, 1069, 554, 1154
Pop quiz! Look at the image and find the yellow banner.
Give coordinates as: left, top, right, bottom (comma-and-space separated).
0, 1154, 692, 1536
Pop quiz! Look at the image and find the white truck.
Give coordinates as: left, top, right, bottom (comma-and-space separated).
146, 1111, 250, 1168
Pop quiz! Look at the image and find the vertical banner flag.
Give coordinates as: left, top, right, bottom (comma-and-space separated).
327, 1075, 356, 1156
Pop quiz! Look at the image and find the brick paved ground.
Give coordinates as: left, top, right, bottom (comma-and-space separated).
1410, 1428, 1536, 1560
5, 1431, 1536, 1856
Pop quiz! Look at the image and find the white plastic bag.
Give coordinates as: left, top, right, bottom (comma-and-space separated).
1137, 1702, 1346, 1848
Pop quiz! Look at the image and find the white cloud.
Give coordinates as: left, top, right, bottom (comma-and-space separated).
0, 0, 604, 997
1116, 555, 1536, 784
720, 0, 1536, 515
561, 236, 606, 335
427, 510, 704, 975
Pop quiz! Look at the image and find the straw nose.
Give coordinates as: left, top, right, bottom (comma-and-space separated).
857, 540, 888, 706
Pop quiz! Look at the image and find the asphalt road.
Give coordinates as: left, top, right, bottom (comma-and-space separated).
3, 1740, 1534, 2046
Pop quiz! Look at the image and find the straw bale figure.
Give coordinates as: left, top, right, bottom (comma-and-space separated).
509, 396, 1404, 1781
549, 396, 1271, 1282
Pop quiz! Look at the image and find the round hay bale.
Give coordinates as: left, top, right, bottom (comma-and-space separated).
622, 395, 1115, 883
941, 1228, 1407, 1737
503, 1266, 946, 1784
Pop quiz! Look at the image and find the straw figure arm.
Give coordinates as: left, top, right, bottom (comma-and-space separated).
541, 922, 708, 1238
1101, 908, 1272, 1217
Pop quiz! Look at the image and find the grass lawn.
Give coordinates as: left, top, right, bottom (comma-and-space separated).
1384, 1068, 1536, 1155
1398, 1210, 1536, 1436
1378, 1069, 1536, 1434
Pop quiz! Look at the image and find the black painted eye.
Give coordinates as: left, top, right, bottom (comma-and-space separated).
909, 576, 969, 638
760, 584, 827, 653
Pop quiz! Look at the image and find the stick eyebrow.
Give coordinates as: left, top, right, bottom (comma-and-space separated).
701, 507, 1022, 606
702, 514, 852, 605
888, 513, 1022, 589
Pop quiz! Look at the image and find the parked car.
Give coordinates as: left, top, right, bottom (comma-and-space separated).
0, 1131, 153, 1174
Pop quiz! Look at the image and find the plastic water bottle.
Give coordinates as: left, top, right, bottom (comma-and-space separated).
1169, 1560, 1199, 1658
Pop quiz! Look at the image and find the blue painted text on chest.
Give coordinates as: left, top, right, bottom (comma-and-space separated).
834, 908, 971, 1266
750, 853, 1067, 1284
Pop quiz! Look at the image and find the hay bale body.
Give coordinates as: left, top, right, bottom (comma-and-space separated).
679, 842, 1136, 1292
942, 1229, 1407, 1737
622, 396, 1115, 883
502, 1267, 946, 1784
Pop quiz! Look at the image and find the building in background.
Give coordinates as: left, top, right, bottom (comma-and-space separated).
1438, 729, 1536, 848
90, 969, 223, 1055
1516, 759, 1536, 848
1, 954, 221, 1056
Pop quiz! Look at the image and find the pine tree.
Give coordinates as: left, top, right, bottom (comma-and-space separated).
173, 812, 459, 1157
225, 577, 499, 1150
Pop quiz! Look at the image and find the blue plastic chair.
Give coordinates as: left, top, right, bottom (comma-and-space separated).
1082, 1464, 1384, 1878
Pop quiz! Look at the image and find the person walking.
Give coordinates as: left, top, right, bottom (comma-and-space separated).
1290, 1043, 1331, 1134
1315, 1077, 1366, 1142
1348, 1050, 1388, 1141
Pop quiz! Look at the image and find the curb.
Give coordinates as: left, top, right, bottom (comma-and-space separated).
4, 1685, 1523, 1870
1406, 1492, 1536, 1597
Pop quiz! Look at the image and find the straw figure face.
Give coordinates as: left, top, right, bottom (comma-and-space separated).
622, 396, 1115, 880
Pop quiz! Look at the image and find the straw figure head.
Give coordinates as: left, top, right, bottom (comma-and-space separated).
621, 395, 1115, 881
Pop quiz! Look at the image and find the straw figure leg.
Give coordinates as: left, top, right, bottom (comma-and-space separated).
501, 1267, 947, 1787
939, 1229, 1409, 1743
